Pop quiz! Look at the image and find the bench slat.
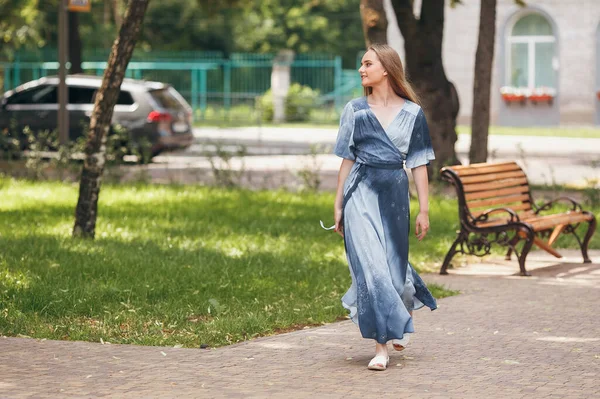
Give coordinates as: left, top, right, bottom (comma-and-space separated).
471, 203, 532, 218
523, 211, 593, 228
468, 194, 531, 209
465, 185, 530, 200
448, 161, 517, 171
476, 218, 514, 228
474, 211, 593, 230
460, 170, 527, 185
463, 177, 529, 193
453, 162, 522, 177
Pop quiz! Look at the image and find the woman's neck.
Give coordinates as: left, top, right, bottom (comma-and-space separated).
368, 84, 401, 106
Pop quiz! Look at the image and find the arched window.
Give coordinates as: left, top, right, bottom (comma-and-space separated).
507, 13, 556, 90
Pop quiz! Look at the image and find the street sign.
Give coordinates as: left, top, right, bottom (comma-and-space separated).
68, 0, 91, 12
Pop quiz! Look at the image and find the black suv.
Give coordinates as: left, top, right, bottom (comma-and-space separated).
0, 74, 194, 156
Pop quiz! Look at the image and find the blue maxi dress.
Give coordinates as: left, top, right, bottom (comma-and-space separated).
334, 96, 438, 344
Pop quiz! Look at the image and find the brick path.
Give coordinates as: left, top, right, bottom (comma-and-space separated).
1, 250, 599, 398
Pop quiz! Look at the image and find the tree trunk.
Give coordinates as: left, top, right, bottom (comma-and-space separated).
73, 0, 150, 239
112, 0, 123, 28
360, 0, 388, 47
68, 11, 83, 74
469, 0, 497, 164
392, 0, 460, 172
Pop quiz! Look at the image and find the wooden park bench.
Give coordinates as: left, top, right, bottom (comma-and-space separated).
439, 161, 597, 276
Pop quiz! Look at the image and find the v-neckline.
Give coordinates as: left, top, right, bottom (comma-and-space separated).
364, 96, 408, 133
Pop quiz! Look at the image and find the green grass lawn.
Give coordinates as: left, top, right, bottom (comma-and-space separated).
0, 179, 463, 349
1, 179, 597, 348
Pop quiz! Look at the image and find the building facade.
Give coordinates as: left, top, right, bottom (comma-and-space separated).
385, 0, 600, 126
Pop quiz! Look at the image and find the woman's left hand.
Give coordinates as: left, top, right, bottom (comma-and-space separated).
415, 211, 430, 241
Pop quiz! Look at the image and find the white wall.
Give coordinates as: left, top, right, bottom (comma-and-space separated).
386, 0, 600, 125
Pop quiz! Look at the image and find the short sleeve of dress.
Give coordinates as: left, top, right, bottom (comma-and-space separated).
405, 108, 435, 169
333, 102, 356, 160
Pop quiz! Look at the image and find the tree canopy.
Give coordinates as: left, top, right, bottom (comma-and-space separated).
2, 0, 365, 67
0, 0, 43, 58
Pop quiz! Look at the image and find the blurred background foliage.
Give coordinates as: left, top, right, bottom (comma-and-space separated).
1, 0, 365, 68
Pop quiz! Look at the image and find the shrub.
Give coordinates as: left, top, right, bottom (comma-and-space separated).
257, 83, 320, 122
0, 127, 22, 160
256, 90, 274, 122
285, 83, 320, 122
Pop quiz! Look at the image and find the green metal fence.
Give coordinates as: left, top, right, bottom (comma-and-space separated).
0, 50, 363, 122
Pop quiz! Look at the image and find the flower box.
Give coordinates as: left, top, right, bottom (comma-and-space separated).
500, 86, 527, 105
528, 94, 553, 104
501, 93, 527, 103
528, 87, 555, 105
500, 86, 556, 105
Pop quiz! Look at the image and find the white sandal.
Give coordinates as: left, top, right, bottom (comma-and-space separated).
367, 354, 389, 371
392, 333, 411, 351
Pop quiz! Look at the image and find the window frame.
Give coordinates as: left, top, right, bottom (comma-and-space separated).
505, 11, 557, 91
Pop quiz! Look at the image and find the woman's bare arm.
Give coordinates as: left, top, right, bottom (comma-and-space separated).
334, 159, 355, 236
411, 165, 430, 241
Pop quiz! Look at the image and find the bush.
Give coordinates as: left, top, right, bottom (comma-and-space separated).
285, 83, 320, 122
256, 90, 274, 122
1, 123, 150, 165
257, 83, 320, 122
0, 126, 22, 160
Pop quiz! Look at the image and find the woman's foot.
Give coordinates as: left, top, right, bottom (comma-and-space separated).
368, 342, 389, 371
367, 354, 389, 370
392, 333, 411, 351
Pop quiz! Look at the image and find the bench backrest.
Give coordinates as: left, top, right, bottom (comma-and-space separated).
440, 161, 534, 225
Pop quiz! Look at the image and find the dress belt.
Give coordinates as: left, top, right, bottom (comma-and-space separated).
357, 161, 405, 170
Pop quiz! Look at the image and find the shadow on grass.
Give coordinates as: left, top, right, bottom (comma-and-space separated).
0, 183, 464, 346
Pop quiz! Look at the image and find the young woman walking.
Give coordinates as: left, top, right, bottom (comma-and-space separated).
332, 44, 438, 371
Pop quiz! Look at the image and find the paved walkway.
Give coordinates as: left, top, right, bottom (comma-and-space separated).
1, 250, 599, 398
143, 129, 600, 189
190, 127, 600, 160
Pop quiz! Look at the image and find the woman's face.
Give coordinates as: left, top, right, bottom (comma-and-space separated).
358, 50, 386, 88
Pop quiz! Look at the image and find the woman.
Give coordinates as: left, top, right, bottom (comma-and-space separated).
333, 44, 437, 371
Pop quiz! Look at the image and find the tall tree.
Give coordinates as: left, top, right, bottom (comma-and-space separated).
68, 11, 83, 74
469, 0, 496, 163
73, 0, 151, 238
360, 0, 388, 46
469, 0, 524, 163
391, 0, 460, 170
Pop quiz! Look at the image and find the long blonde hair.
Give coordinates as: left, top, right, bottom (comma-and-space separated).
362, 44, 420, 105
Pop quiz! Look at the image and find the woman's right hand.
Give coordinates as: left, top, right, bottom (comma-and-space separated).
334, 207, 344, 237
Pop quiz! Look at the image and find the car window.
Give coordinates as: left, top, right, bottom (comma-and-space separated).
32, 85, 57, 104
149, 87, 187, 110
6, 84, 56, 105
117, 91, 134, 105
69, 86, 96, 104
89, 89, 134, 105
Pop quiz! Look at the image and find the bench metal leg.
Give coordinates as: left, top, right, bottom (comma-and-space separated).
440, 232, 465, 275
517, 228, 534, 276
505, 236, 519, 260
581, 216, 597, 264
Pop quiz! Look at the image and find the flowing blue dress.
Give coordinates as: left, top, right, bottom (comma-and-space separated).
334, 96, 438, 344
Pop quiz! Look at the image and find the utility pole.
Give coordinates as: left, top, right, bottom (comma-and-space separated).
58, 0, 69, 145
